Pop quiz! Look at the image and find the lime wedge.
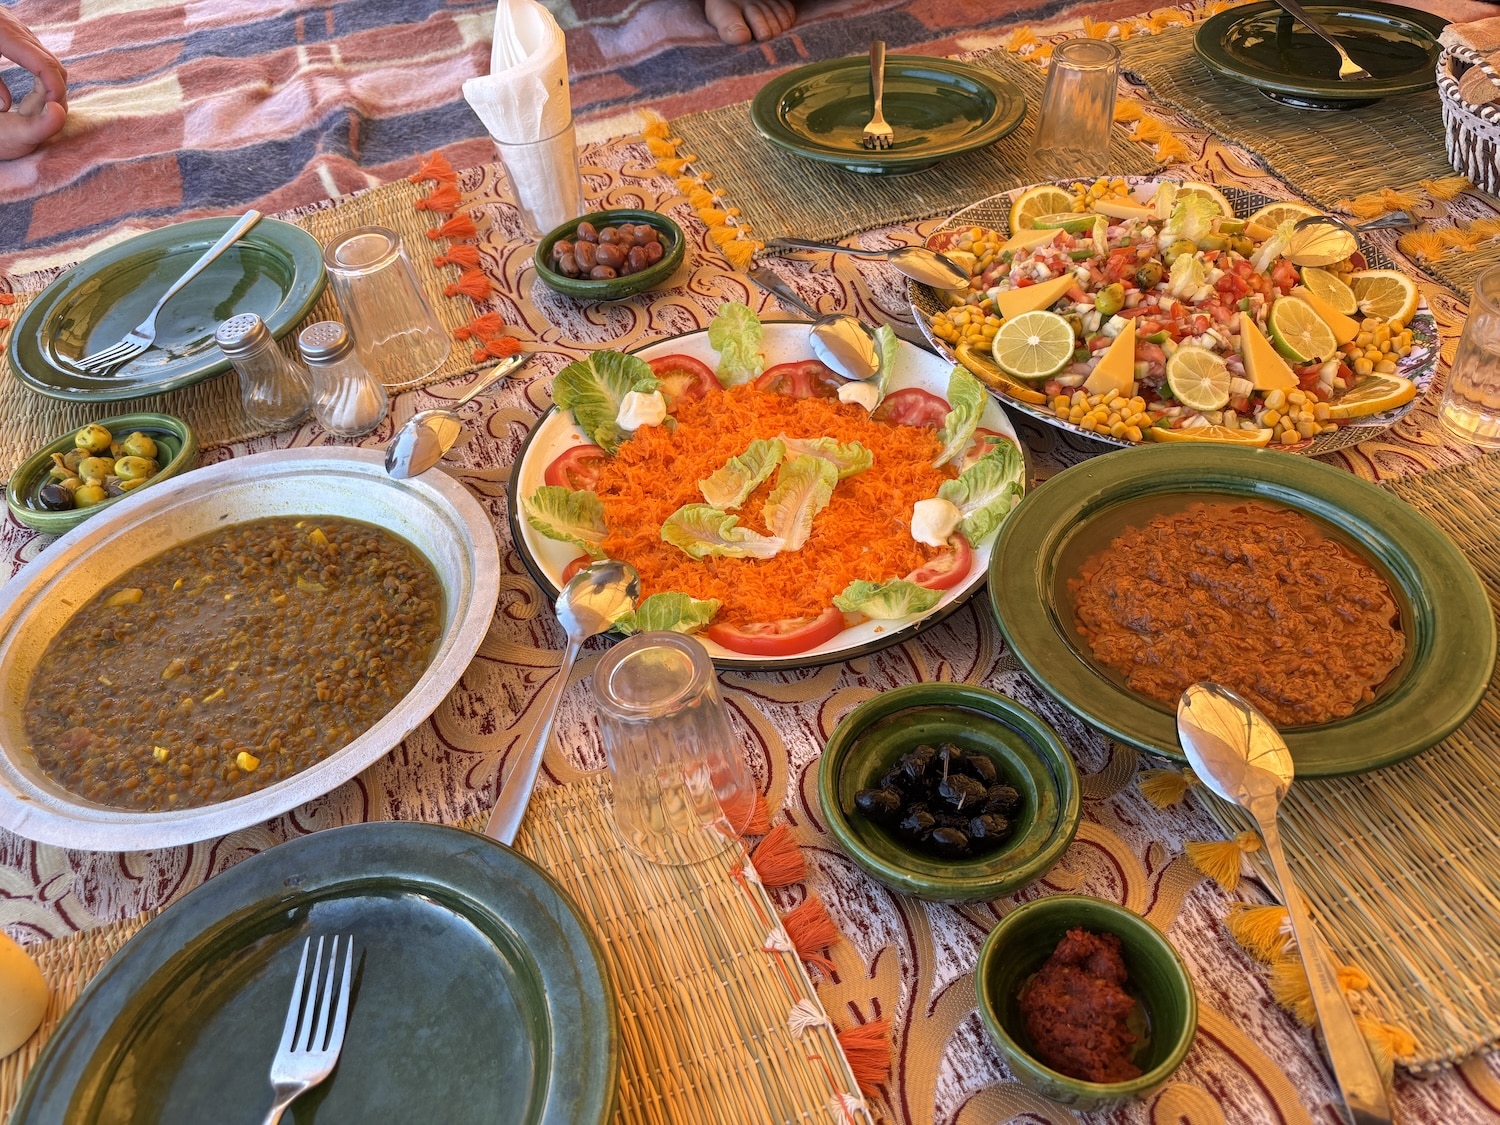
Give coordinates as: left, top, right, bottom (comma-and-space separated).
1031, 213, 1098, 234
1165, 346, 1232, 411
991, 310, 1076, 381
1268, 296, 1339, 364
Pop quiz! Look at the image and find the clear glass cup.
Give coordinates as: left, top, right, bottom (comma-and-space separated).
1441, 265, 1500, 448
493, 117, 584, 239
322, 227, 450, 387
1028, 39, 1121, 182
593, 632, 755, 866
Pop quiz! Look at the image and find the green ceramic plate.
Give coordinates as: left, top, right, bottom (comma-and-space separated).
1194, 1, 1447, 109
990, 444, 1495, 777
750, 55, 1026, 174
8, 216, 326, 403
11, 822, 617, 1125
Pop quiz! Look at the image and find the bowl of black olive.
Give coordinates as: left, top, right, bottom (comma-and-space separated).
817, 683, 1082, 902
533, 209, 687, 301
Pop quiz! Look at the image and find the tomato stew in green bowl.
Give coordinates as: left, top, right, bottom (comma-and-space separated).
533, 209, 686, 301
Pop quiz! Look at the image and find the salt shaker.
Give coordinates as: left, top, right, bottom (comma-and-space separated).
297, 321, 389, 438
215, 313, 313, 432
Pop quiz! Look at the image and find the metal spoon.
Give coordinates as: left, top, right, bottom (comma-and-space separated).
746, 266, 881, 381
765, 237, 971, 289
1293, 211, 1414, 236
485, 560, 640, 845
1177, 682, 1392, 1125
384, 351, 532, 479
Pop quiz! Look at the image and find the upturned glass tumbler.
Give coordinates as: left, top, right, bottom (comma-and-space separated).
593, 632, 755, 865
322, 226, 450, 387
1028, 39, 1121, 182
1441, 265, 1500, 448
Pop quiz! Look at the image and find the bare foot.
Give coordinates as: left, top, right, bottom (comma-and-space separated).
703, 0, 796, 45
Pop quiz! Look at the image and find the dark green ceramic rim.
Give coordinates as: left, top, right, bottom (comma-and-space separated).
4, 411, 200, 535
975, 895, 1198, 1110
1193, 1, 1447, 103
11, 822, 618, 1125
9, 217, 326, 403
750, 55, 1026, 173
989, 444, 1495, 777
817, 683, 1082, 902
533, 209, 686, 300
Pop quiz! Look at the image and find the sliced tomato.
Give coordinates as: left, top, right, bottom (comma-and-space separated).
648, 354, 720, 408
753, 360, 845, 399
560, 554, 592, 584
963, 428, 1017, 469
873, 387, 950, 428
906, 534, 974, 591
544, 444, 608, 491
705, 606, 845, 657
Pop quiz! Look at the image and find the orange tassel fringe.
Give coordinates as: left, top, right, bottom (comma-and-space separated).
426, 214, 477, 242
835, 1019, 891, 1097
751, 823, 805, 887
470, 336, 523, 363
444, 269, 493, 301
782, 894, 840, 973
0, 318, 9, 331
434, 245, 482, 271
720, 789, 773, 838
409, 151, 458, 184
415, 183, 462, 213
455, 312, 504, 341
0, 293, 14, 305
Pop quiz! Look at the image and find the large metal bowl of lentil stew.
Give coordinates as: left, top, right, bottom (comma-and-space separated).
0, 448, 500, 851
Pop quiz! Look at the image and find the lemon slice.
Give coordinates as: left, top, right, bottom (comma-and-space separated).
991, 310, 1076, 381
1268, 296, 1339, 363
1287, 223, 1358, 268
1010, 185, 1078, 235
1328, 373, 1417, 419
1166, 346, 1232, 411
1348, 269, 1421, 325
1176, 181, 1235, 217
1146, 424, 1275, 446
1247, 201, 1325, 229
1299, 267, 1359, 316
956, 341, 1051, 404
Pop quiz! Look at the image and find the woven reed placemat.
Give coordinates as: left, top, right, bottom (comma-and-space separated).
671, 50, 1159, 245
1118, 25, 1500, 297
0, 177, 488, 482
0, 776, 869, 1124
1200, 452, 1500, 1069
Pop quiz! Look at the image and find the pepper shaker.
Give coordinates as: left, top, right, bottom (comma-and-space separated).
297, 321, 389, 438
215, 313, 312, 432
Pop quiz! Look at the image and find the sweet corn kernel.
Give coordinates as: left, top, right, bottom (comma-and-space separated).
153, 746, 169, 763
1263, 409, 1281, 427
236, 751, 260, 772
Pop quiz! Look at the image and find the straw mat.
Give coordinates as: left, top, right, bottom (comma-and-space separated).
1200, 452, 1500, 1069
669, 50, 1159, 245
0, 776, 868, 1124
0, 177, 490, 483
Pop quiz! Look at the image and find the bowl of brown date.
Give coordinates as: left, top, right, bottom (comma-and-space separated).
534, 209, 686, 300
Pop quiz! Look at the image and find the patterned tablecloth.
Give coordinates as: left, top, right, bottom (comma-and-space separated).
2, 91, 1500, 1125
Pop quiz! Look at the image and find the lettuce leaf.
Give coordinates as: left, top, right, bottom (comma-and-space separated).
523, 486, 608, 558
553, 351, 658, 454
616, 591, 722, 636
701, 438, 785, 509
933, 365, 986, 469
871, 323, 900, 404
832, 577, 943, 619
762, 455, 837, 552
780, 435, 874, 479
1158, 195, 1220, 251
936, 443, 1025, 547
661, 504, 782, 560
707, 302, 765, 386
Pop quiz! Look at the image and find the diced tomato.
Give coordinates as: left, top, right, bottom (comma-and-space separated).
872, 388, 950, 428
906, 534, 974, 591
753, 360, 845, 399
1118, 305, 1154, 318
1065, 284, 1089, 303
1270, 259, 1300, 294
1349, 251, 1367, 271
544, 444, 608, 491
648, 354, 720, 407
1229, 395, 1251, 414
963, 428, 1017, 469
1136, 342, 1167, 365
705, 606, 846, 657
1043, 379, 1065, 398
560, 555, 592, 584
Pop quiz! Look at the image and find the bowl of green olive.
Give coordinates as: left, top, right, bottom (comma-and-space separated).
6, 413, 199, 535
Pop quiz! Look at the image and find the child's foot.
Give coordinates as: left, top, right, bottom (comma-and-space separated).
703, 0, 796, 44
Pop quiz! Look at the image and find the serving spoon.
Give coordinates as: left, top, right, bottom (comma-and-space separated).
485, 560, 640, 845
765, 237, 971, 289
1176, 682, 1392, 1125
384, 351, 532, 479
746, 266, 881, 381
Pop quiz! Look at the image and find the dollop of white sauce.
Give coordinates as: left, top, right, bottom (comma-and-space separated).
837, 381, 880, 412
910, 497, 963, 547
616, 390, 667, 431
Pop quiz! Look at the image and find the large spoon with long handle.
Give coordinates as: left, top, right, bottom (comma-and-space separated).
747, 266, 881, 381
1269, 0, 1374, 82
485, 560, 640, 845
1177, 682, 1392, 1125
384, 351, 532, 479
765, 237, 970, 288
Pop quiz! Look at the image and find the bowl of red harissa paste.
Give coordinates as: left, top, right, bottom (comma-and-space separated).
976, 895, 1198, 1110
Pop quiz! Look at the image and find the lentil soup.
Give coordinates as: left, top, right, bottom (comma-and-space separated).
22, 516, 445, 811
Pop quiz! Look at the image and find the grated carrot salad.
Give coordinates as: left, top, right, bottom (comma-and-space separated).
594, 383, 957, 627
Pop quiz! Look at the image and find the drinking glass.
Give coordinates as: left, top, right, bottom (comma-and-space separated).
492, 117, 584, 239
1441, 265, 1500, 448
1028, 39, 1121, 182
593, 632, 755, 865
322, 227, 450, 387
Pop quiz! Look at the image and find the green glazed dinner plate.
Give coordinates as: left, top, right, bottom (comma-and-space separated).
11, 822, 618, 1125
989, 444, 1495, 777
750, 55, 1026, 174
1194, 1, 1447, 109
9, 216, 326, 403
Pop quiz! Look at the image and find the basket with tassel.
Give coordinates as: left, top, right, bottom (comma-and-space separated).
1438, 43, 1500, 194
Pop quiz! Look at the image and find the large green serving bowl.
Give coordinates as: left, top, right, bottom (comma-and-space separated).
976, 895, 1199, 1110
817, 683, 1081, 902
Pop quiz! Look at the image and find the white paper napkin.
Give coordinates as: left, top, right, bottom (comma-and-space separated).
463, 0, 572, 144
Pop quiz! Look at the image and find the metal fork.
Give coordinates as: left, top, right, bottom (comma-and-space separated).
263, 935, 355, 1125
861, 41, 893, 150
1269, 0, 1373, 81
74, 209, 263, 373
1294, 211, 1414, 235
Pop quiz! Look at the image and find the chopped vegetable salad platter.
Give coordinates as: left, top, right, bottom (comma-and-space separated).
507, 309, 1027, 670
910, 177, 1438, 454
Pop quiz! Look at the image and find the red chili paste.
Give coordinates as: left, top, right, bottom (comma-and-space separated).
1018, 928, 1141, 1084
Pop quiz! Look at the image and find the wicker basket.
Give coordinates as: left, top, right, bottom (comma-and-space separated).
1439, 42, 1500, 193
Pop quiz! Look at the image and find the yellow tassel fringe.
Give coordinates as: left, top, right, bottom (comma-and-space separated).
1185, 830, 1261, 892
1225, 903, 1291, 962
1268, 955, 1371, 1026
636, 110, 762, 271
1420, 175, 1471, 201
1138, 768, 1196, 808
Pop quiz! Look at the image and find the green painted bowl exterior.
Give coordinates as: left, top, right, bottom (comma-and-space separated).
533, 209, 686, 300
976, 895, 1199, 1110
5, 413, 199, 535
817, 683, 1081, 902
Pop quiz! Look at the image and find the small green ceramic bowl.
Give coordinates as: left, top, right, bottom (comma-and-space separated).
5, 412, 199, 535
817, 683, 1081, 902
533, 209, 686, 300
976, 895, 1199, 1110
